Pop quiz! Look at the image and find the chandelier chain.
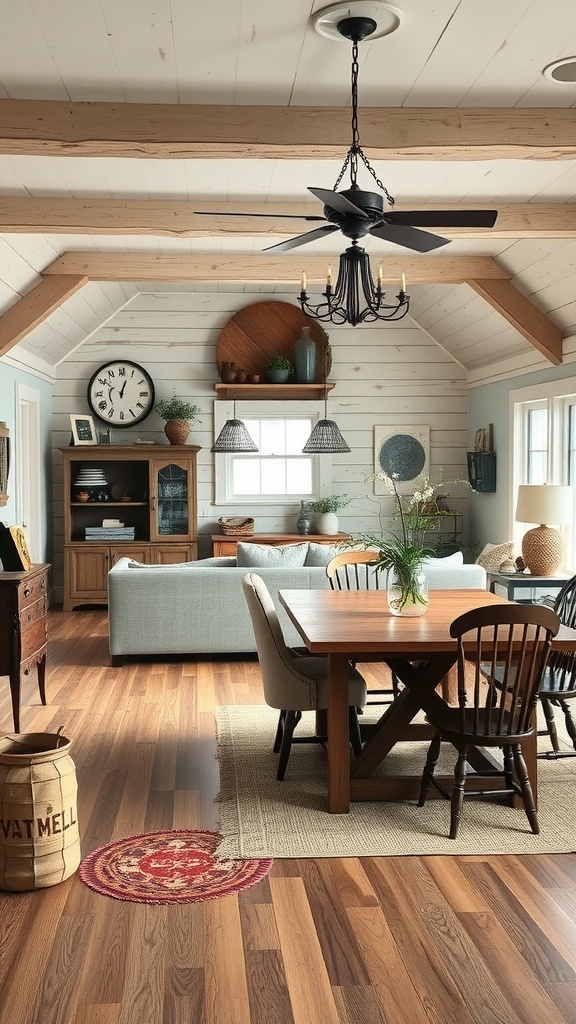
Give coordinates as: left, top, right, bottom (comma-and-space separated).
332, 37, 394, 206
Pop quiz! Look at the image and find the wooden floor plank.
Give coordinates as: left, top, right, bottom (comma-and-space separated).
1, 606, 576, 1024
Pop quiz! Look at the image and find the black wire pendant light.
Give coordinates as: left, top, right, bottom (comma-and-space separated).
302, 375, 350, 454
211, 400, 258, 453
299, 15, 410, 327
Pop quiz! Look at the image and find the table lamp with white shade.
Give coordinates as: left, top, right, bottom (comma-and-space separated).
515, 484, 574, 575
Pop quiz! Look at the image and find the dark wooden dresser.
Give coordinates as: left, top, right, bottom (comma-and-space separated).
0, 563, 50, 732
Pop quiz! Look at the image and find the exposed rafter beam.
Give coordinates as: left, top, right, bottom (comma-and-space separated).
1, 199, 575, 239
0, 254, 560, 366
468, 279, 562, 365
0, 100, 575, 160
43, 252, 509, 282
0, 275, 88, 358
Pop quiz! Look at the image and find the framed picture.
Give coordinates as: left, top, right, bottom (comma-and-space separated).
374, 424, 430, 495
70, 413, 97, 446
0, 421, 9, 507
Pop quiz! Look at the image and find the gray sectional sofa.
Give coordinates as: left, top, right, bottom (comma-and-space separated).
107, 551, 487, 664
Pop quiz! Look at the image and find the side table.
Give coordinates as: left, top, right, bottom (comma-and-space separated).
0, 563, 50, 732
487, 571, 570, 605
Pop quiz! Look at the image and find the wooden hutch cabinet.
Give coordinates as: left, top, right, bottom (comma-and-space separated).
61, 445, 199, 610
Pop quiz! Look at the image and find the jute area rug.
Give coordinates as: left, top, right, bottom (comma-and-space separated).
215, 704, 576, 859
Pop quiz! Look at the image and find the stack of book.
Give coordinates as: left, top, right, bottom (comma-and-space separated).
85, 519, 136, 541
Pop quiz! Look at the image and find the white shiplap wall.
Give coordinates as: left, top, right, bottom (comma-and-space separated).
50, 289, 469, 600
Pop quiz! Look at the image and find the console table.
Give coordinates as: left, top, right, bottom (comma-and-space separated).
0, 563, 50, 732
487, 571, 570, 605
211, 533, 349, 557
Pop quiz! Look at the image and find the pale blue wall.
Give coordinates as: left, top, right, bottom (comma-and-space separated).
0, 362, 53, 563
468, 361, 576, 551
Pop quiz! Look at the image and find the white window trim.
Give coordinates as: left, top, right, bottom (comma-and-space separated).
213, 400, 331, 506
510, 378, 576, 562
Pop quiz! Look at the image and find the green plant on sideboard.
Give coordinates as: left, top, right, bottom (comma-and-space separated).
309, 494, 352, 514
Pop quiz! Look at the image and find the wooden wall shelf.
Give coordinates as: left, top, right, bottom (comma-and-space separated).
214, 299, 332, 401
214, 382, 334, 401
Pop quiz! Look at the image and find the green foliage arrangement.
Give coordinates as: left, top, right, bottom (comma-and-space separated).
266, 355, 293, 372
309, 494, 351, 514
154, 396, 202, 423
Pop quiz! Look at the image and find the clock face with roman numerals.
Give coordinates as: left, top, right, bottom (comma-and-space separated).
87, 360, 155, 428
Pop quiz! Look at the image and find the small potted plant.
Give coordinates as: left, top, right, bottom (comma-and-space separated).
309, 494, 351, 535
154, 395, 202, 445
266, 354, 293, 384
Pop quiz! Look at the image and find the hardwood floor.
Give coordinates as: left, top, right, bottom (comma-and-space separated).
1, 606, 576, 1024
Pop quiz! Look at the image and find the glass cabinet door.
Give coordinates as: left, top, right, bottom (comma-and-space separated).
151, 460, 192, 540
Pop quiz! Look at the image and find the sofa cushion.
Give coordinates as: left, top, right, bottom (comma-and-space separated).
304, 542, 344, 567
236, 541, 308, 568
421, 551, 464, 567
127, 559, 200, 568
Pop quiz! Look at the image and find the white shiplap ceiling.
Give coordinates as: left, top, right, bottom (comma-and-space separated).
2, 0, 576, 377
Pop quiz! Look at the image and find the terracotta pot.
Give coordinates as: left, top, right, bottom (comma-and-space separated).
164, 419, 190, 445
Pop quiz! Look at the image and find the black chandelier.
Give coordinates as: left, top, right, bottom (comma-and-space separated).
299, 15, 410, 327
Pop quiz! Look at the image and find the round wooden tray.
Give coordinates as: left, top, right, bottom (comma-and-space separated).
215, 300, 331, 381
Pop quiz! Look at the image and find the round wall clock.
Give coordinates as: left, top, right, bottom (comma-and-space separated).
87, 360, 155, 428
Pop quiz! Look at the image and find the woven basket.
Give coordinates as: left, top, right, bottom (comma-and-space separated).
218, 517, 254, 536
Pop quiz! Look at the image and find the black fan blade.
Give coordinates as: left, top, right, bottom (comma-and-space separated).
369, 222, 450, 253
308, 187, 370, 219
263, 225, 339, 253
387, 210, 498, 228
192, 210, 326, 221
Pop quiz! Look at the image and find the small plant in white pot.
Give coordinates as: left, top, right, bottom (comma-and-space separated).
154, 396, 202, 445
309, 494, 351, 535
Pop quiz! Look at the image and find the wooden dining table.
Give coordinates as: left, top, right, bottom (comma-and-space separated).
279, 587, 576, 813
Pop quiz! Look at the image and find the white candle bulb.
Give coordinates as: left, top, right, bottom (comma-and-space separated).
378, 264, 383, 286
401, 273, 406, 292
301, 272, 307, 291
327, 266, 332, 286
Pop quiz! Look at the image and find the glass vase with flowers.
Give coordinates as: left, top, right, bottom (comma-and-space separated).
352, 471, 474, 614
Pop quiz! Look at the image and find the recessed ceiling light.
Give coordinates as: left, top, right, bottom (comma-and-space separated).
313, 1, 404, 42
542, 57, 576, 83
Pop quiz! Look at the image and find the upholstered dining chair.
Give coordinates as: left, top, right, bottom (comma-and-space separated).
326, 550, 400, 705
538, 573, 576, 757
242, 572, 367, 780
417, 603, 560, 840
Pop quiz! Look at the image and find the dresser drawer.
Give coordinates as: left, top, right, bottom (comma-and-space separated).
17, 571, 48, 610
20, 618, 47, 661
19, 596, 46, 628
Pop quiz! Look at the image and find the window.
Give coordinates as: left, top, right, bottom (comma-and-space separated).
525, 400, 548, 484
214, 402, 329, 505
512, 382, 576, 569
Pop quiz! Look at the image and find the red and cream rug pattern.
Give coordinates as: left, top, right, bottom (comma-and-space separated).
79, 829, 272, 904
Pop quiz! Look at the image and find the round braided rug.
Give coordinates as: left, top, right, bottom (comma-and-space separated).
79, 830, 272, 904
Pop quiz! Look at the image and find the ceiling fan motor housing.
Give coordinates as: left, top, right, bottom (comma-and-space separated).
324, 188, 385, 238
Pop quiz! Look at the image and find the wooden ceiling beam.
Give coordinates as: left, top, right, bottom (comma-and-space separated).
1, 199, 576, 238
0, 275, 88, 358
0, 255, 559, 367
43, 252, 509, 283
0, 99, 575, 160
467, 279, 562, 365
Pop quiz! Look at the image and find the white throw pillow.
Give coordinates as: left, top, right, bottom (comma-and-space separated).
304, 542, 344, 567
476, 542, 515, 571
236, 542, 309, 568
421, 551, 464, 567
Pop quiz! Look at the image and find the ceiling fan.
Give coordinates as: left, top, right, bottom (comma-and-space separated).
194, 12, 498, 255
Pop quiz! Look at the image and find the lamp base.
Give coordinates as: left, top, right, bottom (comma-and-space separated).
521, 525, 564, 576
